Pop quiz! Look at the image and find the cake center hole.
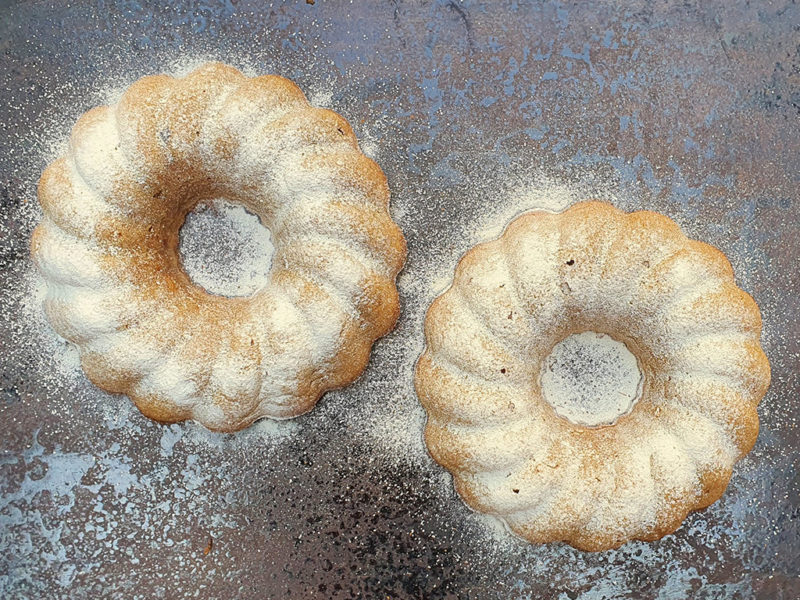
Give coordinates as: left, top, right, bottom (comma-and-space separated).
540, 332, 643, 427
179, 199, 274, 297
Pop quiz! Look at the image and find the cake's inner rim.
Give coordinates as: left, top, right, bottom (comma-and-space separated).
177, 197, 275, 299
538, 331, 644, 428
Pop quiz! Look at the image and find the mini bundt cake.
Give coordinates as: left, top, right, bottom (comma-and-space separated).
415, 200, 769, 551
31, 62, 406, 432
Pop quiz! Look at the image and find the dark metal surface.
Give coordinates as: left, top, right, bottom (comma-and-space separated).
1, 1, 798, 598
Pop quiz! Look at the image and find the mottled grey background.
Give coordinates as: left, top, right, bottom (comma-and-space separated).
1, 1, 798, 598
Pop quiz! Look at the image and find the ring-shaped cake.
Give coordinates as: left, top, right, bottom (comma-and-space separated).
32, 62, 406, 432
415, 200, 769, 551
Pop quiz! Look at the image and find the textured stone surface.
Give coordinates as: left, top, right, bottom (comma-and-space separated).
0, 1, 798, 598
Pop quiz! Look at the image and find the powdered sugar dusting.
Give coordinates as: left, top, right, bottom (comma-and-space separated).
308, 89, 334, 109
1, 1, 793, 591
179, 199, 274, 298
541, 332, 643, 427
18, 272, 85, 385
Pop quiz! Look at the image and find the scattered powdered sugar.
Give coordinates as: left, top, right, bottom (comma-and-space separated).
181, 413, 301, 450
540, 332, 643, 427
179, 199, 274, 298
507, 180, 584, 214
1, 36, 787, 596
466, 177, 590, 246
17, 266, 85, 385
357, 134, 380, 161
96, 55, 269, 108
308, 88, 334, 109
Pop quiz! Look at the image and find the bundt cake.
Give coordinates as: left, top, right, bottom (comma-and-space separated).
31, 62, 407, 432
415, 200, 769, 551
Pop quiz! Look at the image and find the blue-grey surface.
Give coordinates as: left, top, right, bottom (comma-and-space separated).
1, 1, 798, 598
